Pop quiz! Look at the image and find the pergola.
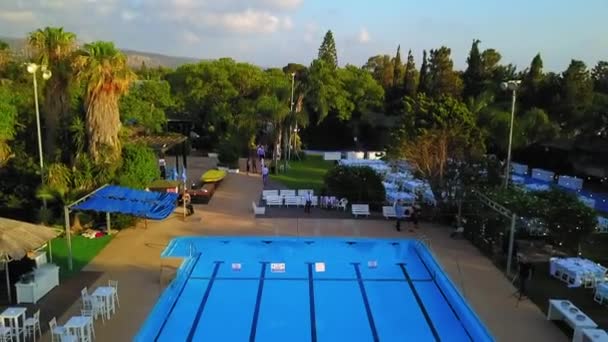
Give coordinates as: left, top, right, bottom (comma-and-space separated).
132, 133, 188, 172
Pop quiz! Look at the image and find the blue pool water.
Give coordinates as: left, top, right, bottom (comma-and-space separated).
136, 237, 494, 342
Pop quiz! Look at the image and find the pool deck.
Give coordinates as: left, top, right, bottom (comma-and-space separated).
41, 156, 566, 342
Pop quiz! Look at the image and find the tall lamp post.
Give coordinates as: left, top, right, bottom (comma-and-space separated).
500, 80, 521, 189
26, 63, 52, 208
287, 72, 296, 163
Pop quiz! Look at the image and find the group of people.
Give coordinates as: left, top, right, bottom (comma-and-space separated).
392, 199, 420, 232
246, 144, 269, 185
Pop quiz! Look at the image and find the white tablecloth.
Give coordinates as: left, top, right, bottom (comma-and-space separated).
550, 258, 607, 287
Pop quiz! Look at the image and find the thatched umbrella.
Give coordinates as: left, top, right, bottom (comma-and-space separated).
0, 217, 60, 302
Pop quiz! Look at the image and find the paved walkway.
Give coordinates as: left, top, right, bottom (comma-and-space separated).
42, 158, 565, 342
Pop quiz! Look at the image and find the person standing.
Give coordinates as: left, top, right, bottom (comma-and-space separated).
262, 164, 269, 185
246, 157, 251, 175
183, 191, 194, 216
394, 199, 404, 231
304, 191, 313, 214
411, 204, 419, 229
158, 155, 167, 179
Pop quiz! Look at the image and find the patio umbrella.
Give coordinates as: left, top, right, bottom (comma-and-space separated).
0, 217, 60, 303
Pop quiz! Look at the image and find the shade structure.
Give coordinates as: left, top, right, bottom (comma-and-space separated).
0, 217, 59, 303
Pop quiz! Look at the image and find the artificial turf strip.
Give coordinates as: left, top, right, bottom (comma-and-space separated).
269, 155, 334, 192
47, 235, 113, 278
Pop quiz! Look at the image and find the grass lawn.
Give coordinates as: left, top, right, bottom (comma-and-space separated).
270, 155, 334, 192
47, 235, 113, 279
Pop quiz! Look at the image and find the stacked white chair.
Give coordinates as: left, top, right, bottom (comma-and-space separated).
0, 321, 12, 342
24, 310, 41, 342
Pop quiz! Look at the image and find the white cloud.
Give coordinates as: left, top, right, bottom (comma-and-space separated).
0, 10, 36, 23
358, 27, 370, 43
303, 22, 318, 43
201, 9, 281, 34
181, 30, 201, 44
260, 0, 303, 10
121, 10, 137, 21
282, 16, 293, 30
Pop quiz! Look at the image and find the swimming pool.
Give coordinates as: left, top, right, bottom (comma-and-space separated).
136, 237, 493, 341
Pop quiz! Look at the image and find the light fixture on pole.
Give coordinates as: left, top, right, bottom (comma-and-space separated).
500, 80, 521, 189
26, 63, 52, 209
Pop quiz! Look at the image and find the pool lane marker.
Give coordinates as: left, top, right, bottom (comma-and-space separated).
307, 263, 318, 342
411, 248, 474, 342
398, 263, 441, 342
352, 263, 380, 342
155, 254, 202, 342
249, 262, 267, 342
185, 261, 223, 342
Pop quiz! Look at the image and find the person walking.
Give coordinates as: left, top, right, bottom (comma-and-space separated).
304, 191, 313, 214
262, 164, 269, 186
158, 155, 167, 179
246, 157, 251, 175
394, 199, 404, 231
411, 204, 419, 229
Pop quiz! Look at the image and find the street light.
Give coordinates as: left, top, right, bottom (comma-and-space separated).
26, 63, 52, 208
287, 72, 296, 162
500, 80, 521, 189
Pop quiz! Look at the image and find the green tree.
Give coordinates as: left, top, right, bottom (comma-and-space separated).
119, 80, 172, 133
338, 65, 384, 136
306, 59, 351, 122
556, 60, 594, 133
392, 45, 404, 88
427, 47, 463, 98
403, 49, 418, 97
521, 53, 544, 108
418, 50, 430, 94
363, 55, 394, 90
116, 143, 159, 189
463, 39, 484, 98
591, 61, 608, 94
74, 41, 136, 164
318, 30, 338, 69
0, 87, 18, 165
28, 27, 77, 160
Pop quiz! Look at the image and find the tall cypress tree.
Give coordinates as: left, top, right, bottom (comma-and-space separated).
427, 46, 463, 98
393, 45, 404, 87
418, 50, 430, 94
318, 30, 338, 68
521, 53, 544, 108
463, 39, 483, 98
403, 49, 418, 97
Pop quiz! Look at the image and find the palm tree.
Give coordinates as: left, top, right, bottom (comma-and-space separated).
28, 27, 77, 160
73, 41, 135, 163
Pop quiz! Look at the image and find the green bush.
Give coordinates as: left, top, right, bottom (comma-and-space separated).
324, 165, 385, 210
217, 137, 240, 168
116, 143, 159, 189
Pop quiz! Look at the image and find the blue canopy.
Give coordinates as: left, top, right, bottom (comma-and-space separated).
73, 185, 178, 220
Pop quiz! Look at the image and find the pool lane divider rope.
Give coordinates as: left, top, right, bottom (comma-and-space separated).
307, 263, 318, 342
352, 263, 380, 342
155, 253, 202, 342
249, 262, 268, 342
398, 263, 441, 342
185, 261, 223, 342
189, 276, 434, 282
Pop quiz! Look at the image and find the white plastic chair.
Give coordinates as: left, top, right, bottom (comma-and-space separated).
83, 296, 106, 324
78, 310, 96, 339
109, 279, 120, 308
593, 288, 604, 304
24, 309, 41, 342
49, 317, 66, 342
0, 321, 13, 342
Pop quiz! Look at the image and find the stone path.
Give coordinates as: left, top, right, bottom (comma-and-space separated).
39, 157, 565, 342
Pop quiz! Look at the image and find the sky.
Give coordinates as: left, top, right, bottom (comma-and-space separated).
0, 0, 606, 71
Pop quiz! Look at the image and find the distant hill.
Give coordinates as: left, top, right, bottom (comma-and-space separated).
0, 36, 200, 69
